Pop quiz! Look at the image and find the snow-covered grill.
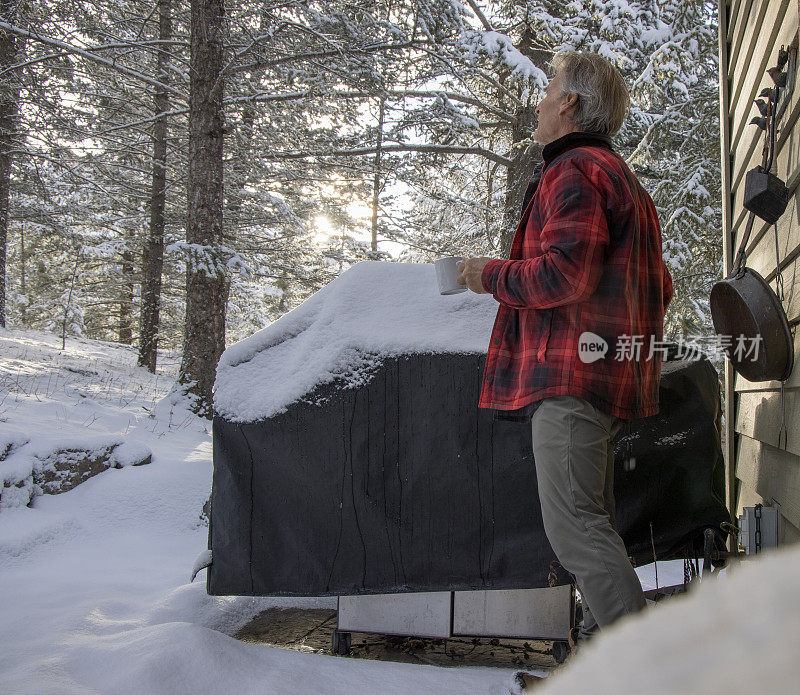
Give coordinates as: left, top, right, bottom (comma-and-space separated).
207, 261, 728, 647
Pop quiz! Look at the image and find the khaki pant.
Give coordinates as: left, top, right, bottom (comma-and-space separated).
531, 395, 646, 636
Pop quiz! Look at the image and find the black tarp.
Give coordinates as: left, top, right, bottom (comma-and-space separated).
208, 346, 728, 596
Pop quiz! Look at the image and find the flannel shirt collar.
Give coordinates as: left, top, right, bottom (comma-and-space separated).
541, 131, 614, 168
518, 132, 615, 216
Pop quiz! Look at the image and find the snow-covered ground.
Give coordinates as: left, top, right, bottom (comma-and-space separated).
0, 328, 529, 694
1, 327, 797, 695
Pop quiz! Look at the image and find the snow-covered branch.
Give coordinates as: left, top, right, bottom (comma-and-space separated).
0, 22, 187, 101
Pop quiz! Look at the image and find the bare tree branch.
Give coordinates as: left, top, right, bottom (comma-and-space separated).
226, 88, 514, 119
268, 143, 513, 167
464, 0, 495, 31
230, 39, 421, 74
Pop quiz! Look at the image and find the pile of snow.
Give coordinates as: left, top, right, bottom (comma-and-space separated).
110, 440, 153, 467
214, 261, 498, 422
533, 544, 799, 695
0, 330, 170, 507
0, 429, 152, 507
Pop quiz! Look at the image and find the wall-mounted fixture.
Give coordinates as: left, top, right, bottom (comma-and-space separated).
738, 505, 779, 555
743, 51, 791, 225
743, 166, 788, 224
774, 39, 797, 122
710, 47, 795, 391
767, 65, 788, 88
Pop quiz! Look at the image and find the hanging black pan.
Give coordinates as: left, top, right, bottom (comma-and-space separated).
710, 86, 794, 383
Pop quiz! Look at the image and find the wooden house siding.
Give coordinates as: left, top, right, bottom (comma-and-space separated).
720, 0, 800, 544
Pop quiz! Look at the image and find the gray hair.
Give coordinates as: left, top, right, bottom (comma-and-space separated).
551, 51, 630, 137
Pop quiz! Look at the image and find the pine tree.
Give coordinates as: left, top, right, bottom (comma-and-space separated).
179, 0, 226, 415
139, 0, 173, 372
0, 0, 26, 327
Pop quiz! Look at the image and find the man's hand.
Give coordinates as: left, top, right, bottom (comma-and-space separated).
457, 257, 492, 294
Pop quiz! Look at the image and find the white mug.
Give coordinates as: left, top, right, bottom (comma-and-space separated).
434, 256, 467, 295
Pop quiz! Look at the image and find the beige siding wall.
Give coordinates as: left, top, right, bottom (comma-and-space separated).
720, 0, 800, 545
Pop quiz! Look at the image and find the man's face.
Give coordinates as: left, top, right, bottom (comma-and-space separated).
533, 70, 576, 145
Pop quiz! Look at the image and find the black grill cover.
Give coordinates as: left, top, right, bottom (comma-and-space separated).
208, 347, 728, 596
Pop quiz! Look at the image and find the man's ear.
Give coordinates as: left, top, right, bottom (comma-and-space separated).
559, 92, 578, 115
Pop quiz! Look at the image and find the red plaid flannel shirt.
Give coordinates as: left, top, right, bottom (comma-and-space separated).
479, 132, 673, 420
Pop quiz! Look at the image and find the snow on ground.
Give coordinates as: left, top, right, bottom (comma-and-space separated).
0, 328, 525, 694
542, 544, 800, 695
1, 326, 797, 695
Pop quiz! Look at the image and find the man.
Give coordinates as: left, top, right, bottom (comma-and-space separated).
457, 51, 674, 650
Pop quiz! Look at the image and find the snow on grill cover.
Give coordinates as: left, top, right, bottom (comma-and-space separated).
209, 261, 728, 596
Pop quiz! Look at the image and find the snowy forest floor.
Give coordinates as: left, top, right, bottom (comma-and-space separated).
0, 328, 797, 695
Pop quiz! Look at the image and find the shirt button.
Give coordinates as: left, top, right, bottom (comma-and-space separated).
493, 338, 500, 345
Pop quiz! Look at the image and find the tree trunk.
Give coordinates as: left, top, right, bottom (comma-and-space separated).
19, 224, 24, 323
0, 0, 23, 328
223, 8, 270, 316
500, 106, 540, 257
118, 248, 134, 344
179, 0, 226, 416
224, 65, 259, 312
499, 27, 548, 258
139, 0, 172, 372
277, 276, 288, 313
370, 98, 385, 254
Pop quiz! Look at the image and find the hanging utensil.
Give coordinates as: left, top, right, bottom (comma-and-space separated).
710, 75, 794, 386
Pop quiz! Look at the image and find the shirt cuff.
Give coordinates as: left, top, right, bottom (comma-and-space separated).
481, 259, 507, 295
